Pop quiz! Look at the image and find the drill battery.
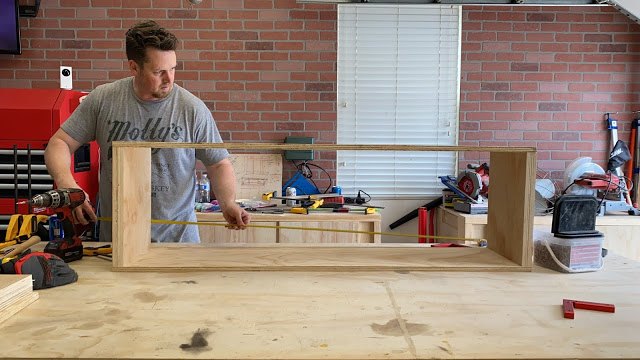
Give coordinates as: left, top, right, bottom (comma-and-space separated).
44, 239, 83, 263
44, 215, 83, 263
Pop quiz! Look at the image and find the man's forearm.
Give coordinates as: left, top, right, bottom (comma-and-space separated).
44, 137, 79, 188
206, 159, 238, 209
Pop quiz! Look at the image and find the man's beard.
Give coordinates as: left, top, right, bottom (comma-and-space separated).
152, 84, 172, 99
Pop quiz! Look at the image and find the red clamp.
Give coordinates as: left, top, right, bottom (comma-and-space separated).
563, 299, 615, 319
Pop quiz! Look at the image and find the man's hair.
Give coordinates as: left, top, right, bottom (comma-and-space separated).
125, 20, 178, 66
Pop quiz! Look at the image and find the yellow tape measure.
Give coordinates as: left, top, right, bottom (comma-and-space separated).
96, 216, 486, 243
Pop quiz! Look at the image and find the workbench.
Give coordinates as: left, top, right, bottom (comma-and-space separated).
0, 246, 639, 359
436, 206, 640, 260
196, 211, 382, 244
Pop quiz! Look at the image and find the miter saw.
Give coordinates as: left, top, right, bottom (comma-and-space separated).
564, 140, 640, 216
439, 163, 489, 214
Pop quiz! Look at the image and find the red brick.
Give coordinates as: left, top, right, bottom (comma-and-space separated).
555, 33, 583, 43
464, 132, 493, 140
538, 102, 567, 112
526, 32, 555, 42
554, 73, 581, 82
567, 102, 595, 111
523, 112, 552, 121
524, 73, 553, 82
527, 13, 555, 22
509, 121, 538, 131
467, 11, 497, 21
599, 44, 627, 53
583, 54, 612, 63
567, 122, 595, 132
496, 72, 524, 82
597, 83, 626, 93
511, 62, 539, 72
600, 24, 630, 33
482, 101, 509, 112
480, 121, 509, 130
497, 32, 524, 42
554, 93, 581, 102
541, 43, 569, 52
496, 92, 523, 101
541, 23, 569, 32
523, 132, 552, 141
550, 150, 580, 160
228, 31, 257, 41
512, 43, 540, 52
570, 43, 598, 52
480, 82, 509, 91
540, 63, 567, 72
460, 122, 480, 131
526, 53, 554, 63
552, 112, 580, 121
291, 92, 318, 102
467, 52, 496, 62
598, 64, 626, 72
229, 71, 260, 83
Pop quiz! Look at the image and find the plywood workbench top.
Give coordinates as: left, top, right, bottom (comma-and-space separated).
0, 248, 638, 359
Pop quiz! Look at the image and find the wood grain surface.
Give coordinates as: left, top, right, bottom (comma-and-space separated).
0, 251, 637, 359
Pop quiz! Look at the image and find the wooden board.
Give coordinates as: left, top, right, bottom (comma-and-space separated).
115, 246, 527, 272
112, 142, 536, 272
0, 275, 38, 324
112, 146, 151, 268
0, 253, 638, 359
486, 151, 535, 267
196, 212, 382, 244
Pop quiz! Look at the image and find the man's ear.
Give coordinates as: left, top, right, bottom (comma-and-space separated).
128, 60, 139, 76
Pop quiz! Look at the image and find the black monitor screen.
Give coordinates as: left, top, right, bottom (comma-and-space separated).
0, 0, 20, 55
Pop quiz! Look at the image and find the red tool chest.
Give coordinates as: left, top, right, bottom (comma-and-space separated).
0, 88, 99, 238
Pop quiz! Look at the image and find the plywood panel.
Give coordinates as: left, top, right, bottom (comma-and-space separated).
197, 212, 381, 244
0, 275, 38, 324
198, 221, 277, 244
112, 146, 151, 267
279, 221, 356, 243
1, 254, 638, 359
120, 246, 527, 272
486, 151, 535, 267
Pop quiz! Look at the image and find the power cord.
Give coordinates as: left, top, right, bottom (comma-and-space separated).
291, 160, 333, 193
345, 190, 371, 204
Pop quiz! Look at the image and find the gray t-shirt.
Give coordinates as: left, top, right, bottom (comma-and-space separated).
62, 77, 228, 243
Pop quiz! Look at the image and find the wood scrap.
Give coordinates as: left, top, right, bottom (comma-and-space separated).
0, 275, 38, 323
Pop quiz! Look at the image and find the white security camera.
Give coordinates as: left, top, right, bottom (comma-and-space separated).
60, 66, 73, 90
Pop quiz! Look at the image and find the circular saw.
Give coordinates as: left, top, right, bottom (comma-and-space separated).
456, 163, 489, 200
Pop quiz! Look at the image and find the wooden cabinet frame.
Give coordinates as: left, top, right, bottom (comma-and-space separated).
112, 142, 536, 272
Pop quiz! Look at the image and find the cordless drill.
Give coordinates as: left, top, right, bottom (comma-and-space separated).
22, 188, 91, 262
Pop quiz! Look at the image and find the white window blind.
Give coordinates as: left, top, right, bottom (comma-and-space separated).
337, 4, 461, 198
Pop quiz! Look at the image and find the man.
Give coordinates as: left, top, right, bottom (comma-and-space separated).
44, 20, 250, 242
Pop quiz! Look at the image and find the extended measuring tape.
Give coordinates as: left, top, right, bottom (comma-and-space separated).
96, 216, 487, 243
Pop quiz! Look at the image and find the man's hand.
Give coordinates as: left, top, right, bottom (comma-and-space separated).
57, 183, 97, 226
221, 203, 250, 230
72, 193, 98, 225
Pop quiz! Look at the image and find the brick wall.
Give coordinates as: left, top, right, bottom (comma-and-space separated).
1, 2, 638, 188
0, 0, 338, 184
461, 5, 640, 186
